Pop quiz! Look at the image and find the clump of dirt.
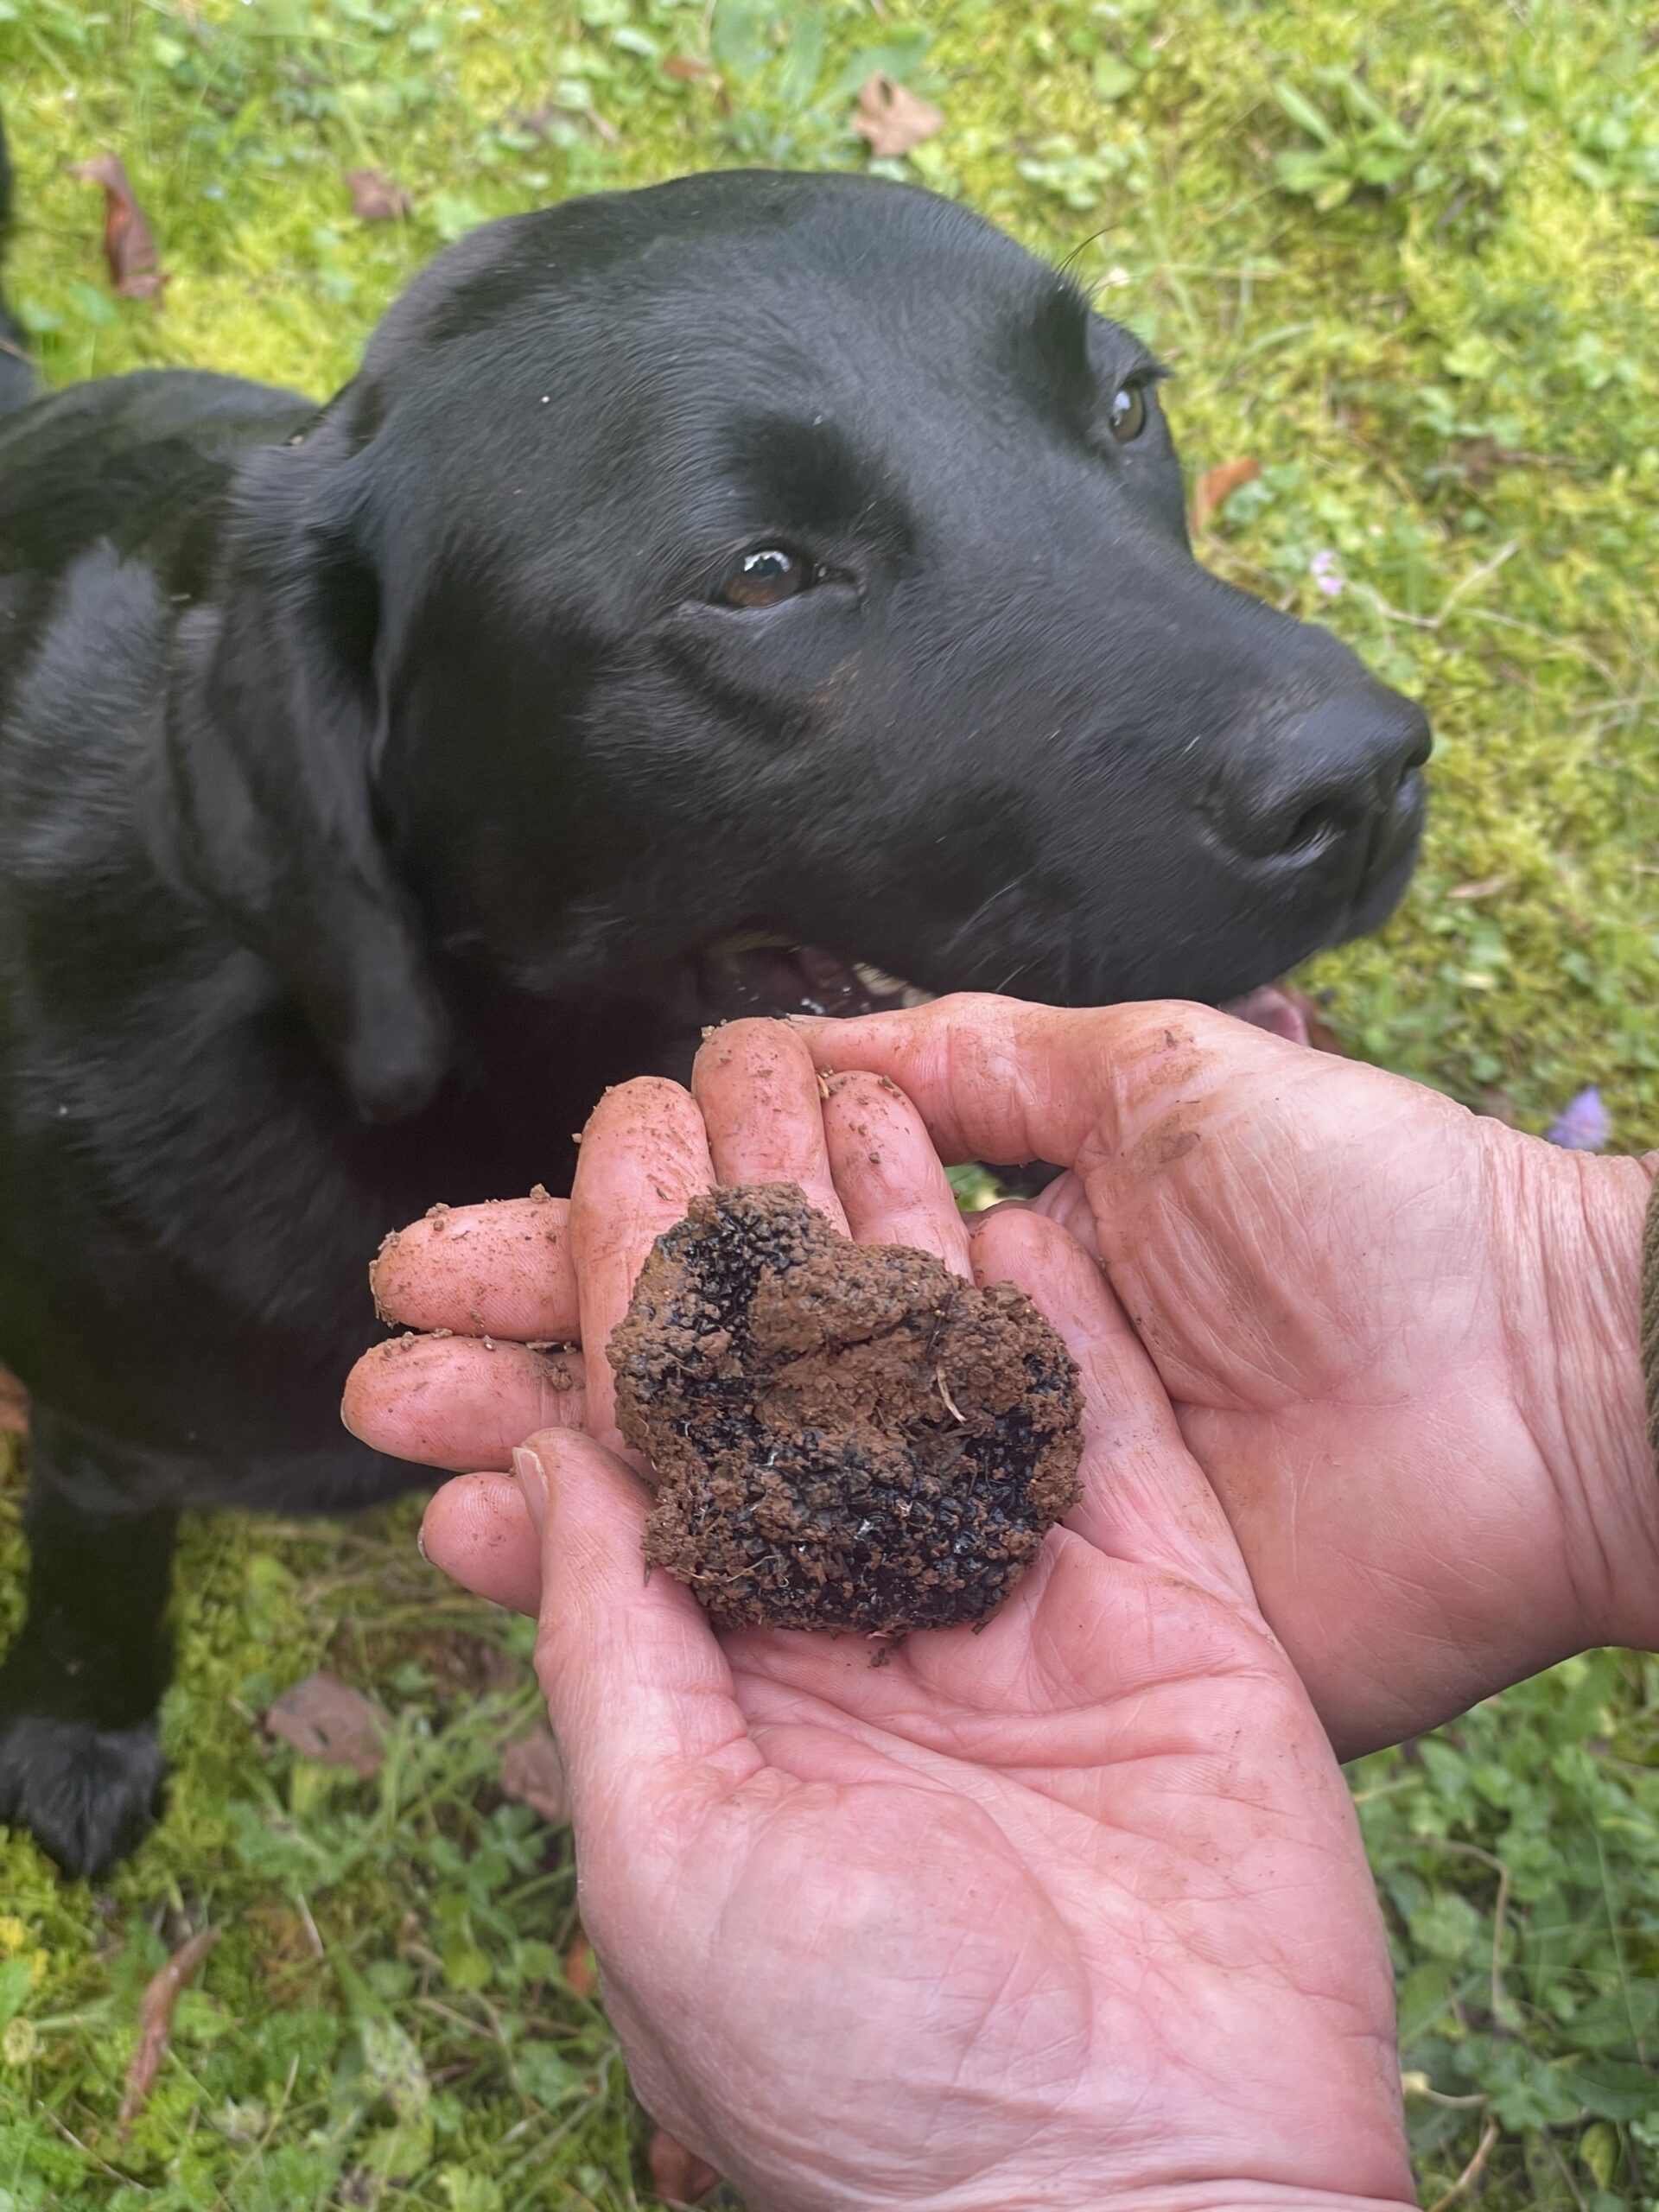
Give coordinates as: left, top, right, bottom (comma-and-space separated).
609, 1184, 1084, 1635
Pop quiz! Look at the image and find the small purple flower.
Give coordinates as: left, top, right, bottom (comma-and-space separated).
1544, 1086, 1610, 1152
1309, 548, 1344, 598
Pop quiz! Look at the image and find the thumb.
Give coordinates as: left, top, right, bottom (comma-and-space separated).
514, 1432, 762, 1830
792, 994, 1295, 1173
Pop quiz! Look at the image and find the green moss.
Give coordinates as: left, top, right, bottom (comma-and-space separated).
1, 1, 1656, 2202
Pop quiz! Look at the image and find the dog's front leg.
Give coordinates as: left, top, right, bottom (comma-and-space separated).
0, 1417, 178, 1876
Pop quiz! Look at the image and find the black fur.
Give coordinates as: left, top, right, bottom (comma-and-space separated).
0, 161, 1429, 1873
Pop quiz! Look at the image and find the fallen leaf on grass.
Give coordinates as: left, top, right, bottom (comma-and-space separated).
265, 1673, 384, 1777
499, 1726, 568, 1826
660, 56, 731, 115
1446, 874, 1512, 901
1451, 437, 1563, 485
346, 169, 412, 221
118, 1926, 219, 2134
649, 2126, 721, 2207
563, 1936, 598, 1998
1188, 455, 1260, 536
69, 156, 167, 302
513, 101, 623, 146
853, 73, 944, 159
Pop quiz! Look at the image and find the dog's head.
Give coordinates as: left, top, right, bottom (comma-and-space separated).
171, 172, 1428, 1120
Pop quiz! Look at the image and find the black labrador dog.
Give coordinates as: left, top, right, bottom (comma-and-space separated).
0, 147, 1429, 1876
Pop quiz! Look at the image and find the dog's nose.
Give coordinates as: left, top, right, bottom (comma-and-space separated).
1211, 689, 1432, 871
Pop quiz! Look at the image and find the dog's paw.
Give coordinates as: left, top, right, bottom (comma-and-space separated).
0, 1705, 165, 1877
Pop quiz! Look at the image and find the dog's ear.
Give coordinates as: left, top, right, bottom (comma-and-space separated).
165, 426, 452, 1123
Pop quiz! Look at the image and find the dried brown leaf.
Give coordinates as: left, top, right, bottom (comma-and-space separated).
513, 103, 623, 144
265, 1673, 384, 1778
852, 73, 944, 160
648, 2126, 721, 2207
69, 156, 167, 302
499, 1726, 569, 1826
663, 54, 717, 82
118, 1926, 219, 2134
1446, 874, 1512, 901
1188, 455, 1260, 537
345, 168, 412, 221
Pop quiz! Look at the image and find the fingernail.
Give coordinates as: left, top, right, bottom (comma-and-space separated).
416, 1520, 429, 1563
512, 1444, 549, 1533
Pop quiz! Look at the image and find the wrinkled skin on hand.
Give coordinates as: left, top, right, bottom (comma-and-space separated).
796, 998, 1659, 1754
346, 1000, 1658, 1758
469, 1043, 1416, 2211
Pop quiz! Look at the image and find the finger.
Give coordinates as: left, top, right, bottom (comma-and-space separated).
1028, 1170, 1099, 1255
518, 1431, 760, 1817
793, 994, 1293, 1171
371, 1194, 578, 1340
692, 1020, 849, 1234
570, 1078, 715, 1452
822, 1071, 973, 1276
969, 1206, 1250, 1601
342, 1336, 586, 1471
963, 1177, 1102, 1258
421, 1472, 542, 1613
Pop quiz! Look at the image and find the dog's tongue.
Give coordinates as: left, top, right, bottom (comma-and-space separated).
1219, 986, 1312, 1046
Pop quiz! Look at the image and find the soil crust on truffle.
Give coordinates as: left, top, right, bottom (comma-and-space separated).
608, 1183, 1084, 1635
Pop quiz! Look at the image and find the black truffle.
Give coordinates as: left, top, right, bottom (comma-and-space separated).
608, 1183, 1084, 1634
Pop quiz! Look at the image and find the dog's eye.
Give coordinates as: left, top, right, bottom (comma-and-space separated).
719, 547, 815, 609
1109, 385, 1148, 442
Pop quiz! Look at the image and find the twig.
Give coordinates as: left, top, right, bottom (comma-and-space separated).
1544, 2129, 1590, 2212
1427, 2114, 1500, 2212
1429, 1838, 1511, 2024
118, 1926, 220, 2135
48, 2111, 148, 2191
1353, 539, 1517, 632
1403, 2070, 1488, 2109
416, 1994, 502, 2042
291, 1888, 325, 1960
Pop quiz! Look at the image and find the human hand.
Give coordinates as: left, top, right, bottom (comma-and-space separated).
796, 997, 1659, 1754
482, 1033, 1415, 2211
345, 999, 1658, 1758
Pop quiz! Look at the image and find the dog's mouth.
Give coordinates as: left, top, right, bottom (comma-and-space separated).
693, 932, 1313, 1045
696, 932, 936, 1022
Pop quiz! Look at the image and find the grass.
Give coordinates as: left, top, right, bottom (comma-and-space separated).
0, 0, 1656, 2204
